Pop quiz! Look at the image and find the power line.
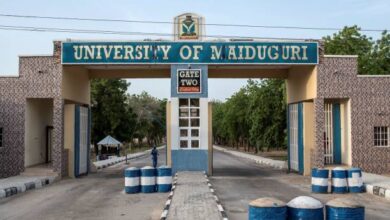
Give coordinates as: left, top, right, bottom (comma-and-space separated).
0, 24, 320, 41
0, 13, 387, 33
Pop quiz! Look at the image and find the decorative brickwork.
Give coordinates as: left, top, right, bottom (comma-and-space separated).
0, 55, 65, 178
317, 56, 390, 174
313, 98, 325, 168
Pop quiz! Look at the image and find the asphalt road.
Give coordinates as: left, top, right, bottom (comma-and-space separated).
211, 148, 390, 220
0, 148, 167, 220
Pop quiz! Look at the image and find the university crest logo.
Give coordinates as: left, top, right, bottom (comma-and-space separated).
174, 13, 203, 41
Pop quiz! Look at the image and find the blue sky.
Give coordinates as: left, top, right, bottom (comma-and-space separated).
0, 0, 389, 100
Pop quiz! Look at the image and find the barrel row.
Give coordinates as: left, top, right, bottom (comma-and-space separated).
125, 166, 172, 194
249, 196, 365, 220
312, 167, 364, 194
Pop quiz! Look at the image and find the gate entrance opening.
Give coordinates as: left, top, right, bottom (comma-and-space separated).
2, 12, 390, 179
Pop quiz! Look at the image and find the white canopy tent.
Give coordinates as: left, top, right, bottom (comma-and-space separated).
97, 135, 122, 158
97, 135, 122, 147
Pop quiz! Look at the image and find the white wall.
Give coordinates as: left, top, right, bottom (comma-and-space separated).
24, 99, 53, 167
62, 66, 90, 105
199, 98, 209, 150
341, 100, 352, 165
171, 98, 179, 150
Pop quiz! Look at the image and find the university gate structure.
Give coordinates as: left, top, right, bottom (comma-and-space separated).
1, 13, 390, 179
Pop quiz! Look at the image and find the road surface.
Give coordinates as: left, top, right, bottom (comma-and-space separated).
0, 148, 167, 220
2, 147, 389, 220
211, 149, 390, 220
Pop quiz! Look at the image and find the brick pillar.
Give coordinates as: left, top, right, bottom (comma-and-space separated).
312, 98, 325, 168
52, 97, 65, 177
53, 41, 62, 64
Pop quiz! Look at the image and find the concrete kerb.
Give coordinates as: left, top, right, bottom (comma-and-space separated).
204, 171, 228, 220
365, 184, 390, 201
213, 145, 287, 170
160, 173, 178, 220
94, 146, 165, 170
0, 176, 56, 200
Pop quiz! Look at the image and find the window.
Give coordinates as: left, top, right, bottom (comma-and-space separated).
374, 126, 389, 147
179, 98, 200, 149
0, 128, 3, 148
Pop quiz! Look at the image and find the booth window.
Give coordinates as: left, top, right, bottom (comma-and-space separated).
179, 98, 200, 149
374, 126, 389, 147
0, 127, 3, 148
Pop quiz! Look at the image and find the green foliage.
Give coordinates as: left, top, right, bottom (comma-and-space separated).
91, 80, 166, 149
323, 26, 390, 75
367, 31, 390, 75
127, 91, 166, 145
91, 79, 137, 145
212, 79, 286, 152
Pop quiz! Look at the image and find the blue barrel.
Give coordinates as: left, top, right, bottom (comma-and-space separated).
140, 166, 156, 193
124, 167, 140, 194
157, 166, 172, 192
312, 168, 329, 193
287, 196, 324, 220
347, 168, 363, 193
326, 198, 365, 220
331, 167, 348, 193
248, 197, 287, 220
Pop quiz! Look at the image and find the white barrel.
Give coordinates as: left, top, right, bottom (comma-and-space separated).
287, 196, 324, 220
311, 168, 329, 193
124, 167, 140, 194
347, 168, 363, 193
140, 166, 156, 193
331, 167, 348, 194
157, 165, 172, 192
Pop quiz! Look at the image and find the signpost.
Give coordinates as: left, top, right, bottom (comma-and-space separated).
177, 69, 201, 93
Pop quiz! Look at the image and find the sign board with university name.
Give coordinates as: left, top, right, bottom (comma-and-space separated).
177, 69, 202, 93
62, 41, 319, 65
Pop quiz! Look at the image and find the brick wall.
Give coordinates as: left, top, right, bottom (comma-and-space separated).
317, 56, 390, 174
0, 55, 65, 178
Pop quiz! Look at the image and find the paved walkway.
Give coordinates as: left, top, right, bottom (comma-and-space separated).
167, 172, 222, 220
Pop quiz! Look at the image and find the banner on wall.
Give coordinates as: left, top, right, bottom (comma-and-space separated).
177, 69, 201, 93
62, 41, 319, 65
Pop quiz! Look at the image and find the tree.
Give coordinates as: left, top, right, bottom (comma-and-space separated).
211, 79, 286, 153
323, 25, 372, 74
323, 26, 390, 75
367, 31, 390, 75
127, 92, 166, 146
246, 79, 286, 153
91, 79, 137, 149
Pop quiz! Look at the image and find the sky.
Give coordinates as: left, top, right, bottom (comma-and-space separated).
0, 0, 389, 101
